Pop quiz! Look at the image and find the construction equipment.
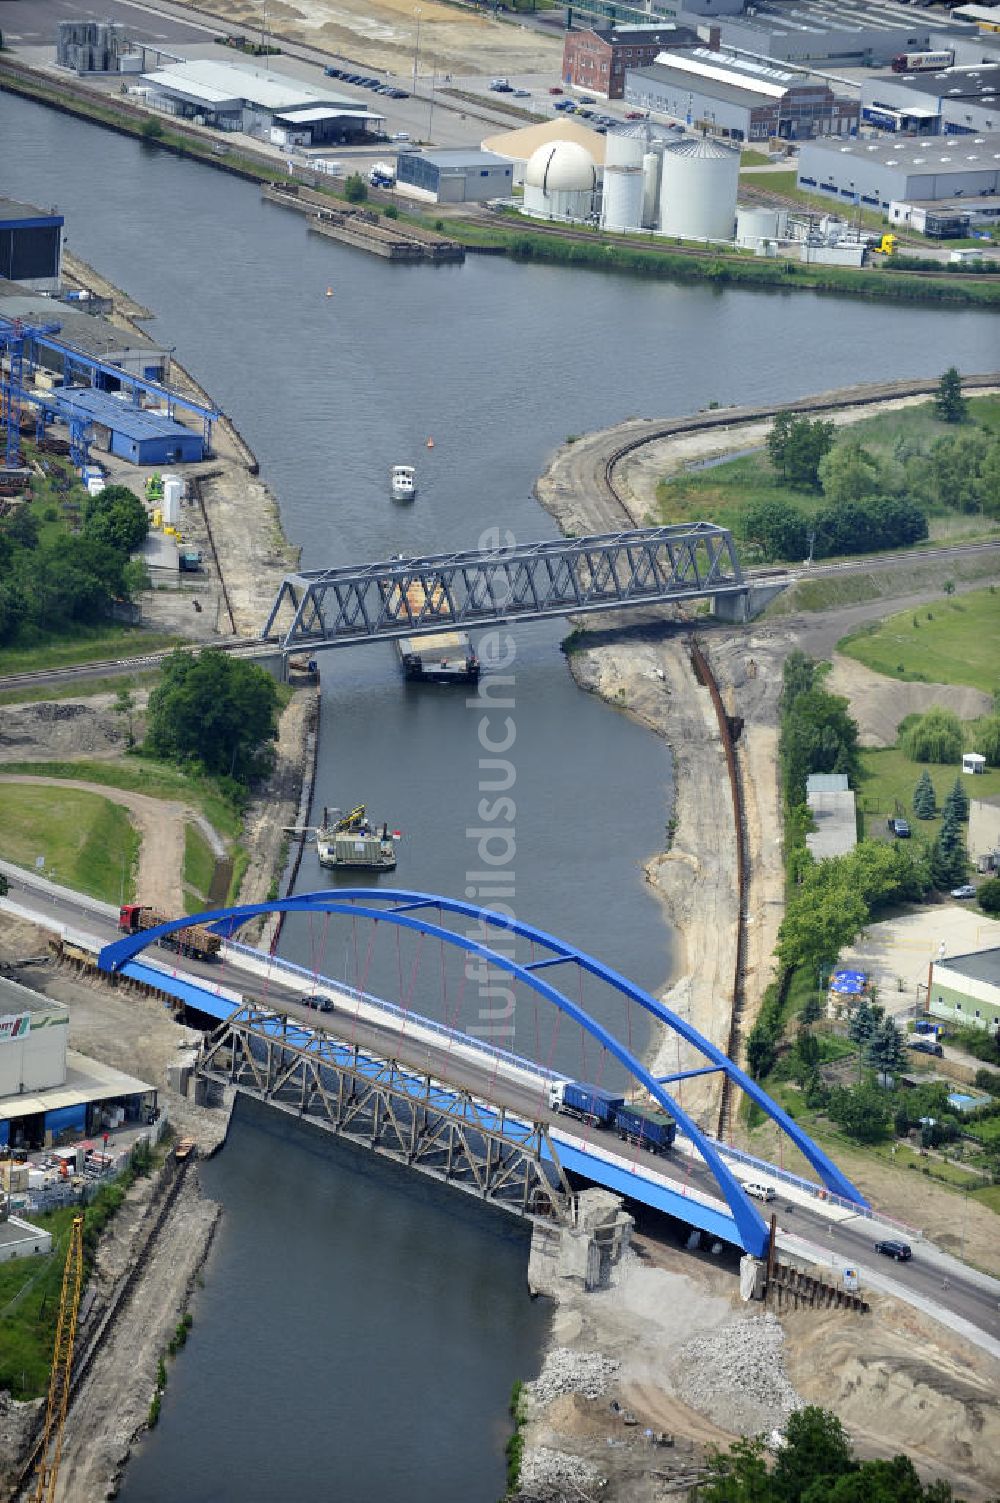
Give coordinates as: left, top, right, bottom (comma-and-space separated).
32, 1214, 85, 1503
878, 233, 897, 256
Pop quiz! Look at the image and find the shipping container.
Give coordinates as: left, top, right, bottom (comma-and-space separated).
548, 1080, 625, 1127
613, 1102, 676, 1154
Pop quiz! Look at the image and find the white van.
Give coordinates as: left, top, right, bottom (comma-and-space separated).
392, 131, 411, 142
745, 1182, 776, 1202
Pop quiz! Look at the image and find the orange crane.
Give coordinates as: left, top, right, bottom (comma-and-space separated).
31, 1213, 84, 1503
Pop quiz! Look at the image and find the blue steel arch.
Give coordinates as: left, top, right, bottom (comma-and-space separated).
99, 890, 868, 1257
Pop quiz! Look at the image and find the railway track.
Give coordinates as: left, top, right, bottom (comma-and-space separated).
0, 635, 269, 694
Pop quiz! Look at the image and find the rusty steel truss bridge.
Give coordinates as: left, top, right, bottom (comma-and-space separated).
263, 524, 745, 653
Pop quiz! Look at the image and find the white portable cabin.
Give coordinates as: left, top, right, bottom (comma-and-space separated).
963, 753, 986, 775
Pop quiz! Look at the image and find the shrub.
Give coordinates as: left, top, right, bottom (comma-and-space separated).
978, 877, 1000, 916
900, 706, 963, 764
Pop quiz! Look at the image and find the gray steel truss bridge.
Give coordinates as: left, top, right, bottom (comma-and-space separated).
199, 1002, 573, 1223
263, 524, 744, 652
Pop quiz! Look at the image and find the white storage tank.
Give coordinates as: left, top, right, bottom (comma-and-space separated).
659, 136, 740, 242
735, 205, 779, 247
161, 473, 183, 528
523, 140, 597, 222
600, 129, 645, 233
641, 147, 662, 230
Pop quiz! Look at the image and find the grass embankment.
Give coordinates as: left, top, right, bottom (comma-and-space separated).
658, 394, 1000, 548
766, 550, 1000, 615
0, 670, 161, 709
0, 1143, 159, 1400
839, 588, 1000, 694
856, 747, 1000, 842
0, 758, 244, 842
0, 628, 182, 678
183, 821, 218, 914
0, 784, 139, 902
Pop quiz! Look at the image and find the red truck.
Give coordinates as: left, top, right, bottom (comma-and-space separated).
118, 905, 221, 962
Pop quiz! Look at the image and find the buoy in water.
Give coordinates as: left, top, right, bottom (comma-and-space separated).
325, 287, 333, 297
426, 437, 435, 449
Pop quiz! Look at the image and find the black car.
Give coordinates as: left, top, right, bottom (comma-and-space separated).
907, 1038, 943, 1057
875, 1239, 912, 1261
302, 993, 333, 1013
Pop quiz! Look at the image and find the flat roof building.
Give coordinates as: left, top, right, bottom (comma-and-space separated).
862, 64, 1000, 136
797, 132, 1000, 209
396, 149, 513, 204
805, 774, 858, 861
0, 286, 171, 382
142, 59, 382, 142
625, 48, 858, 142
562, 23, 699, 100
678, 0, 977, 67
52, 387, 205, 465
928, 947, 1000, 1033
0, 198, 64, 293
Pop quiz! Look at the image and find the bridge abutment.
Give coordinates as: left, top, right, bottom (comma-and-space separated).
528, 1189, 633, 1297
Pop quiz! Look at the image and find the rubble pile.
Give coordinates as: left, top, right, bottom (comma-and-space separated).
675, 1314, 801, 1432
516, 1446, 606, 1499
528, 1348, 622, 1405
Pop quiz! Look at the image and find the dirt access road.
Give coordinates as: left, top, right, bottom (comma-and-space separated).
0, 775, 224, 915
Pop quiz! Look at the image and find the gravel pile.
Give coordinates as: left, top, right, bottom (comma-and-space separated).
674, 1314, 801, 1433
528, 1348, 621, 1406
516, 1446, 605, 1499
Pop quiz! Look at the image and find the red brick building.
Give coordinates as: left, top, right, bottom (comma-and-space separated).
561, 23, 700, 100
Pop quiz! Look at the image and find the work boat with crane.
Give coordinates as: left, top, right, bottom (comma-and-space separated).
316, 805, 397, 870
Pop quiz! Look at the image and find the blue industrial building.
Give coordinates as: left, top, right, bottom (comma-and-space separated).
0, 198, 64, 292
52, 387, 205, 465
396, 149, 513, 204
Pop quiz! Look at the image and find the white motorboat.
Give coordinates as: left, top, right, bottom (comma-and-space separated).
391, 464, 416, 501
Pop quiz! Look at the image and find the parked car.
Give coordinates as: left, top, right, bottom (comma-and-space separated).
302, 993, 333, 1013
549, 85, 563, 94
514, 88, 530, 98
579, 95, 596, 105
625, 109, 644, 119
744, 1182, 776, 1202
951, 884, 977, 899
888, 817, 911, 838
907, 1038, 943, 1057
875, 1239, 912, 1261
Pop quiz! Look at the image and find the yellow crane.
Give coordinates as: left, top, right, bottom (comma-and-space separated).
32, 1214, 84, 1503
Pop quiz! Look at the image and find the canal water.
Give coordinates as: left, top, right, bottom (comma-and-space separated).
3, 90, 997, 1499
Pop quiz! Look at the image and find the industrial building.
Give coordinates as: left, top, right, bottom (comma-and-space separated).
57, 19, 143, 75
624, 49, 858, 143
140, 59, 382, 143
797, 133, 1000, 210
862, 64, 1000, 136
0, 286, 171, 383
50, 388, 205, 465
677, 0, 978, 67
927, 947, 1000, 1034
953, 4, 1000, 33
523, 141, 599, 222
0, 975, 156, 1151
0, 198, 64, 294
395, 149, 513, 204
561, 22, 699, 99
970, 796, 1000, 873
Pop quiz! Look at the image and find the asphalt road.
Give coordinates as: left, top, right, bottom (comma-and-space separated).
4, 864, 999, 1345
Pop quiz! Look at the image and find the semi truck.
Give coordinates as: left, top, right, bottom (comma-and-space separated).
891, 50, 953, 72
118, 904, 222, 962
547, 1080, 625, 1127
613, 1103, 677, 1155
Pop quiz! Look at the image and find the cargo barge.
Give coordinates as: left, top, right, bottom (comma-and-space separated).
396, 631, 480, 684
316, 805, 397, 870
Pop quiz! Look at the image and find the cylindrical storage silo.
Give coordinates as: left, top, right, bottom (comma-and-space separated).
161, 474, 182, 528
600, 130, 645, 233
641, 148, 662, 230
735, 205, 779, 248
659, 137, 740, 242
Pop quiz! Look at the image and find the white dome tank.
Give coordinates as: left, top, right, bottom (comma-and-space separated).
601, 129, 645, 232
659, 136, 739, 241
735, 204, 780, 247
523, 139, 597, 221
641, 147, 662, 230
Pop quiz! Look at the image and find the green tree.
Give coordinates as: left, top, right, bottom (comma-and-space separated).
781, 685, 860, 806
767, 413, 836, 490
828, 1081, 892, 1142
699, 1434, 772, 1503
848, 996, 882, 1052
739, 497, 808, 562
978, 877, 1000, 915
971, 715, 1000, 768
817, 440, 885, 505
84, 484, 149, 555
926, 430, 988, 511
912, 769, 937, 819
900, 707, 963, 764
144, 649, 280, 783
934, 365, 967, 424
773, 1408, 855, 1501
800, 992, 823, 1026
777, 883, 867, 977
866, 1015, 905, 1082
344, 172, 368, 203
979, 438, 1000, 519
113, 682, 138, 748
141, 117, 164, 140
930, 806, 968, 890
943, 775, 970, 823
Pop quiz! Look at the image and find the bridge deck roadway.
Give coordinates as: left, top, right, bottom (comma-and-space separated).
2, 866, 998, 1350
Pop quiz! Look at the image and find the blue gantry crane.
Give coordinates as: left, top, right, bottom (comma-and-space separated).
0, 315, 62, 471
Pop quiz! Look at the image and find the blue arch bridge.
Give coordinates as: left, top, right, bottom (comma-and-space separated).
98, 891, 867, 1259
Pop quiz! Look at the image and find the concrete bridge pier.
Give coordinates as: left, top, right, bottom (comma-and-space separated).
711, 581, 788, 624
528, 1188, 633, 1297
